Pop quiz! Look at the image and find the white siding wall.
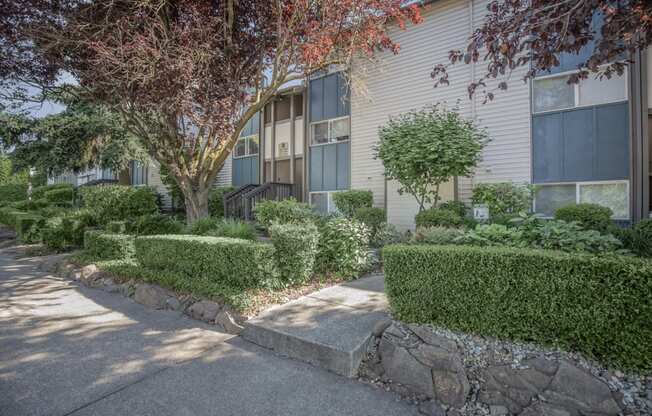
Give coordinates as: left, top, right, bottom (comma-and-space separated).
146, 158, 172, 209
215, 153, 233, 187
350, 0, 532, 230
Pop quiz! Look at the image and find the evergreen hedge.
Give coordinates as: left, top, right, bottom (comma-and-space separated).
383, 244, 652, 371
84, 230, 135, 260
269, 222, 319, 283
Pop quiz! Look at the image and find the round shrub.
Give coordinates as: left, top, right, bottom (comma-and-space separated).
79, 185, 159, 224
253, 198, 315, 229
269, 222, 319, 284
44, 187, 75, 206
471, 182, 533, 216
438, 200, 468, 218
354, 207, 385, 234
415, 208, 462, 228
554, 203, 613, 232
31, 183, 72, 200
332, 190, 373, 217
316, 217, 370, 278
84, 230, 135, 260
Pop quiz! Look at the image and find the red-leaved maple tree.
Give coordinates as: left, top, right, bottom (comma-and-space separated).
431, 0, 651, 101
1, 0, 421, 221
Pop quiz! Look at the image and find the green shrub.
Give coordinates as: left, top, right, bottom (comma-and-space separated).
332, 190, 373, 217
253, 198, 316, 229
15, 215, 45, 243
455, 223, 522, 247
383, 244, 652, 371
354, 207, 385, 234
412, 226, 465, 245
0, 208, 24, 227
316, 217, 370, 278
129, 214, 184, 236
187, 217, 222, 235
208, 219, 256, 241
471, 182, 533, 217
0, 183, 28, 202
135, 235, 275, 288
11, 199, 48, 211
415, 208, 462, 228
44, 187, 75, 206
42, 225, 66, 251
84, 230, 135, 260
31, 183, 73, 200
106, 221, 127, 234
79, 185, 158, 224
438, 200, 468, 218
628, 219, 652, 257
554, 203, 613, 232
269, 222, 319, 284
372, 223, 405, 247
208, 186, 235, 217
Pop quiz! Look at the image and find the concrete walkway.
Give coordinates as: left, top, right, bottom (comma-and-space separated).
0, 249, 418, 416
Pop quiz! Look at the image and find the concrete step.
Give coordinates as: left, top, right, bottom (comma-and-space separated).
241, 273, 389, 377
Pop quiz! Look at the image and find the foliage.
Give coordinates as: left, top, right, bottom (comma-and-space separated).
187, 217, 222, 236
623, 219, 652, 257
269, 222, 319, 284
79, 185, 158, 224
411, 226, 465, 245
554, 203, 613, 232
254, 198, 316, 229
84, 230, 135, 260
158, 163, 185, 211
41, 226, 66, 251
44, 187, 75, 206
454, 223, 522, 247
353, 207, 386, 242
209, 186, 236, 218
438, 200, 468, 218
15, 215, 45, 243
106, 221, 127, 234
332, 190, 373, 217
431, 1, 651, 102
415, 208, 462, 228
383, 244, 652, 371
135, 235, 275, 289
471, 182, 533, 217
316, 217, 370, 278
207, 219, 256, 241
128, 214, 185, 236
0, 183, 27, 202
372, 223, 406, 247
11, 199, 47, 211
376, 105, 486, 210
31, 183, 73, 200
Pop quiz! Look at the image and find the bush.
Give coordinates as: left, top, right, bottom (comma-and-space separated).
207, 219, 256, 241
415, 208, 462, 228
84, 230, 135, 260
79, 185, 158, 224
412, 226, 465, 245
11, 199, 48, 211
31, 183, 72, 200
44, 187, 75, 206
554, 203, 613, 232
15, 215, 45, 243
316, 217, 370, 278
41, 225, 66, 251
128, 214, 184, 236
354, 207, 385, 239
106, 221, 127, 234
383, 244, 652, 371
372, 223, 405, 247
627, 219, 652, 257
0, 208, 24, 227
0, 183, 28, 202
135, 235, 275, 288
438, 200, 468, 218
187, 217, 222, 236
269, 222, 319, 284
208, 186, 235, 217
332, 190, 373, 217
253, 198, 316, 229
471, 182, 533, 217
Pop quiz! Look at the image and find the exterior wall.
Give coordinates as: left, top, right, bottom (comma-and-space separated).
215, 154, 232, 187
146, 158, 172, 209
648, 47, 652, 110
386, 179, 455, 231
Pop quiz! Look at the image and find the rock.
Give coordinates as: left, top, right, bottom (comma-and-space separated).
479, 365, 540, 410
544, 361, 620, 415
489, 405, 508, 416
165, 296, 181, 311
215, 310, 244, 334
134, 284, 169, 309
431, 367, 470, 409
418, 400, 446, 416
372, 318, 392, 337
80, 264, 104, 285
378, 337, 434, 397
520, 402, 572, 416
408, 325, 457, 351
187, 300, 221, 322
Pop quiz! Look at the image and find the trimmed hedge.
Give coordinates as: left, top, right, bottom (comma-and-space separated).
106, 221, 127, 234
135, 235, 275, 289
79, 185, 158, 224
253, 198, 315, 229
0, 183, 28, 202
84, 230, 135, 260
16, 215, 45, 243
383, 244, 652, 371
44, 187, 75, 206
554, 203, 613, 232
0, 207, 23, 227
316, 217, 370, 278
270, 222, 319, 283
332, 190, 373, 217
31, 183, 73, 200
415, 208, 462, 228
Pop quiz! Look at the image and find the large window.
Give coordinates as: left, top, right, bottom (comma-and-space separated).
130, 161, 147, 186
310, 117, 350, 145
534, 181, 629, 219
234, 135, 259, 158
309, 191, 340, 214
532, 71, 627, 114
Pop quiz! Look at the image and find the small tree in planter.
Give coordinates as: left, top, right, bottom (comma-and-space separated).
376, 105, 486, 211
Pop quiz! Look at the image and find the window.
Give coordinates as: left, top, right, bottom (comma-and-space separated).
274, 96, 291, 121
532, 71, 627, 114
130, 161, 147, 186
310, 117, 350, 145
264, 104, 272, 124
294, 94, 304, 117
534, 181, 629, 219
310, 191, 340, 214
234, 135, 259, 158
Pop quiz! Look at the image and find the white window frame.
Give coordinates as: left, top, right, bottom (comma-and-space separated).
233, 134, 259, 159
532, 68, 628, 115
533, 180, 630, 220
309, 116, 350, 147
309, 190, 342, 214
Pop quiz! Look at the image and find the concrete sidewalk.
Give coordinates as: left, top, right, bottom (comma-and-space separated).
0, 250, 418, 416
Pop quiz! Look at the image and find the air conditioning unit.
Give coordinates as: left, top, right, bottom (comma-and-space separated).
277, 142, 289, 157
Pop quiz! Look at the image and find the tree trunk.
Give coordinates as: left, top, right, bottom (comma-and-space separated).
183, 186, 210, 224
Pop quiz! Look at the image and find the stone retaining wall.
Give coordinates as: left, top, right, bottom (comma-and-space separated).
360, 321, 651, 416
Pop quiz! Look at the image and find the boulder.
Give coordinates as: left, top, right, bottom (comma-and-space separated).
187, 300, 221, 322
134, 284, 169, 309
418, 400, 445, 416
378, 337, 434, 397
215, 310, 244, 334
80, 264, 104, 285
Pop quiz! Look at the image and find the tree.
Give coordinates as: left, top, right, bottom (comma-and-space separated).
376, 105, 486, 211
1, 0, 422, 222
431, 0, 651, 101
0, 88, 146, 178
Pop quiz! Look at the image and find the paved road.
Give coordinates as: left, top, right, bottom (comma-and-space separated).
0, 249, 419, 416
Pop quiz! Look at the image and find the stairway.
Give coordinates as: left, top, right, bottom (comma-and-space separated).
223, 182, 298, 220
241, 273, 389, 377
